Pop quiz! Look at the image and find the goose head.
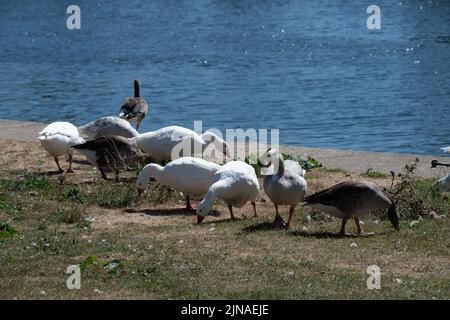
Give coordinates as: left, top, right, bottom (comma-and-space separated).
135, 163, 154, 196
201, 132, 230, 158
387, 202, 400, 231
196, 193, 215, 224
261, 149, 284, 175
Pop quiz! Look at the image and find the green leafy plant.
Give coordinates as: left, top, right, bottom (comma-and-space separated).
0, 222, 18, 238
363, 168, 387, 178
384, 159, 450, 220
59, 186, 87, 204
80, 255, 98, 271
245, 152, 322, 177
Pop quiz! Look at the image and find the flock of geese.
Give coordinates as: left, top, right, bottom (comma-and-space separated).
37, 80, 403, 235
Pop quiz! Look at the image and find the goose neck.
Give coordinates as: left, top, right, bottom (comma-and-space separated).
134, 80, 140, 97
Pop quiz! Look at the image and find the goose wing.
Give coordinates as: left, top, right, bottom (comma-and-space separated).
119, 97, 148, 120
303, 181, 376, 214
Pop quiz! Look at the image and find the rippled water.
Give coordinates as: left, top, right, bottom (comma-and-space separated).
0, 0, 449, 155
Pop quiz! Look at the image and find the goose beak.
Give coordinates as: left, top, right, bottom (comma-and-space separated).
387, 205, 400, 231
197, 215, 205, 224
137, 188, 145, 197
223, 144, 231, 158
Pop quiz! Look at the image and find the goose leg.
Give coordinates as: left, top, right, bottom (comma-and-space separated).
135, 118, 141, 131
273, 205, 287, 228
185, 195, 195, 212
66, 154, 75, 173
54, 157, 64, 173
251, 201, 258, 218
354, 217, 374, 236
285, 206, 296, 229
338, 219, 347, 236
99, 168, 108, 181
228, 204, 236, 220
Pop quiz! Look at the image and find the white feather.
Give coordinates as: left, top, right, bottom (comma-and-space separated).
136, 157, 221, 199
132, 126, 229, 161
38, 122, 84, 157
197, 161, 260, 217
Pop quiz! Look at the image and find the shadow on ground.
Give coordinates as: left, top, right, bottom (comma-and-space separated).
242, 222, 279, 232
290, 230, 378, 238
125, 208, 195, 216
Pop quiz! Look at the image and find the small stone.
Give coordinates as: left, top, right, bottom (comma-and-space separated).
350, 242, 358, 248
93, 288, 103, 294
287, 271, 294, 277
395, 278, 403, 284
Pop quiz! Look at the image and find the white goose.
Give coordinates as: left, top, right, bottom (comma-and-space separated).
263, 149, 307, 229
131, 126, 230, 162
78, 116, 139, 140
196, 161, 260, 224
136, 157, 221, 211
38, 122, 85, 173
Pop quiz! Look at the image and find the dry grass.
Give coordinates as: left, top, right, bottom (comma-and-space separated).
0, 139, 449, 299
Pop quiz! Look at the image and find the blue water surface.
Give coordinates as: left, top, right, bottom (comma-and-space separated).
0, 0, 449, 155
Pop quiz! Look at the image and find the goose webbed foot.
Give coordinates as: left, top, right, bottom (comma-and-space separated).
273, 214, 287, 229
336, 218, 348, 236
357, 231, 375, 237
354, 218, 374, 236
54, 157, 64, 174
185, 196, 196, 212
66, 154, 74, 173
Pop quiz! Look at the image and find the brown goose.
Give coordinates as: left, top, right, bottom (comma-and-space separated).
119, 80, 148, 131
73, 136, 142, 180
303, 181, 400, 235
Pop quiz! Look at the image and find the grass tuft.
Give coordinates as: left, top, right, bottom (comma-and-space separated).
0, 222, 18, 238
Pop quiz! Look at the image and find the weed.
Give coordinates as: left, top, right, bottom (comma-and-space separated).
90, 183, 137, 208
53, 207, 84, 224
0, 222, 17, 238
59, 186, 87, 204
363, 168, 387, 178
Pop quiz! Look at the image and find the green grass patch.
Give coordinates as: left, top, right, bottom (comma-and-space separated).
53, 207, 84, 224
89, 183, 137, 208
0, 222, 17, 238
0, 197, 23, 215
58, 186, 87, 204
362, 168, 388, 178
0, 175, 55, 192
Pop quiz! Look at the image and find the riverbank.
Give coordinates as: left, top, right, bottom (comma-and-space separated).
0, 118, 448, 177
